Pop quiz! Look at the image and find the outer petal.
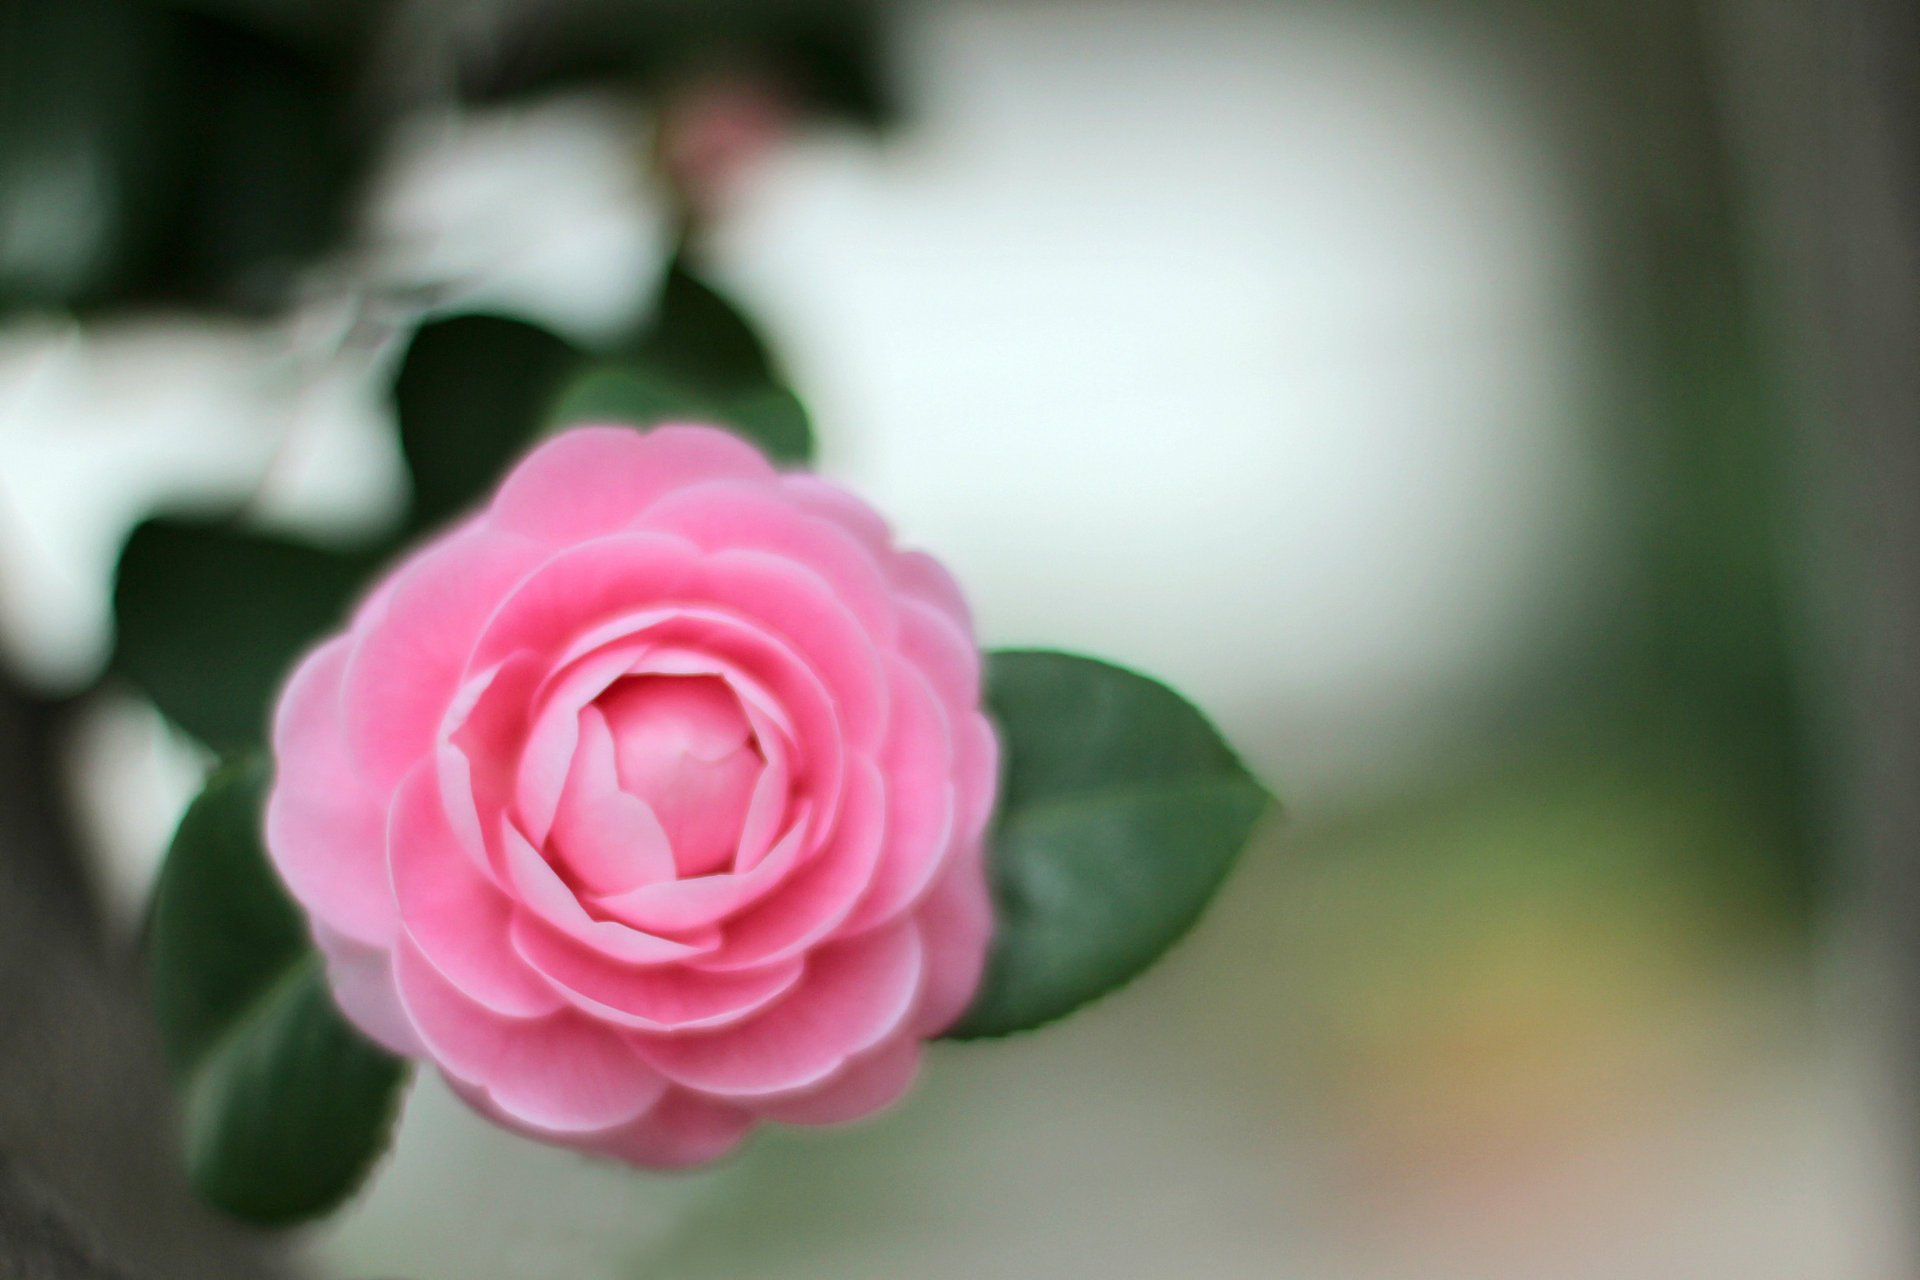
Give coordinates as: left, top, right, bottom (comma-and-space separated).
389, 760, 565, 1017
266, 636, 396, 945
393, 942, 665, 1132
752, 1036, 922, 1126
638, 922, 923, 1097
467, 533, 700, 674
310, 921, 421, 1056
490, 425, 777, 544
341, 522, 549, 794
595, 1090, 755, 1169
907, 848, 994, 1037
841, 659, 957, 934
639, 481, 900, 645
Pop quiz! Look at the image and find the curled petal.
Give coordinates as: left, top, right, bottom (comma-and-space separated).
390, 761, 565, 1017
469, 533, 700, 675
696, 550, 889, 753
512, 914, 803, 1033
394, 942, 665, 1132
341, 523, 548, 793
696, 759, 886, 971
500, 822, 718, 965
549, 707, 677, 895
639, 922, 923, 1097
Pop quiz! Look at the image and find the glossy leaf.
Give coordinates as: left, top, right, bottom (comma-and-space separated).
148, 759, 407, 1225
947, 650, 1274, 1039
395, 313, 582, 531
112, 518, 373, 752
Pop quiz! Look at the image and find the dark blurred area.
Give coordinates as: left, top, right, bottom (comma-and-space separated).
0, 0, 1915, 1276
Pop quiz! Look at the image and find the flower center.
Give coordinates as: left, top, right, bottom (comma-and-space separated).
592, 675, 762, 879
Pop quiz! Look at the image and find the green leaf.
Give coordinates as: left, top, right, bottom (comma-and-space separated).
546, 362, 815, 465
149, 759, 408, 1225
395, 313, 582, 531
719, 385, 813, 465
0, 0, 171, 311
628, 257, 783, 400
112, 518, 373, 752
947, 650, 1274, 1039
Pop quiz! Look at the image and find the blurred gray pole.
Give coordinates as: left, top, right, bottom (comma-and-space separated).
1718, 0, 1920, 1258
0, 672, 281, 1279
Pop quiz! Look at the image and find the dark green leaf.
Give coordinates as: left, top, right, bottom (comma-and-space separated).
183, 960, 405, 1226
395, 314, 582, 531
628, 257, 783, 399
546, 362, 814, 464
123, 11, 370, 314
546, 362, 705, 432
947, 651, 1274, 1039
0, 0, 171, 310
112, 519, 373, 752
149, 760, 408, 1225
719, 385, 813, 464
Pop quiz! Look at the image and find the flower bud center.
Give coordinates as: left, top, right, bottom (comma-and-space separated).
595, 675, 761, 879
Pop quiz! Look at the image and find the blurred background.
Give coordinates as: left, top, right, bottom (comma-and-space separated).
1, 0, 1916, 1277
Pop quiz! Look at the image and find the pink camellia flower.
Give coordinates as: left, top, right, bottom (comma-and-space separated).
265, 424, 998, 1167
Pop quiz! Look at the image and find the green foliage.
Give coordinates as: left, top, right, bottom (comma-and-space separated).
453, 0, 898, 128
148, 760, 408, 1225
948, 651, 1274, 1039
395, 314, 585, 532
112, 519, 373, 753
0, 0, 376, 316
548, 365, 814, 464
626, 257, 785, 399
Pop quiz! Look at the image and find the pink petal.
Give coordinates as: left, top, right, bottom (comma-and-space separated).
341, 523, 548, 794
638, 921, 923, 1097
898, 597, 981, 714
549, 706, 677, 895
753, 1035, 922, 1126
441, 654, 549, 874
310, 920, 421, 1056
890, 549, 974, 631
639, 481, 899, 645
468, 534, 704, 680
954, 710, 1001, 844
393, 941, 665, 1132
499, 822, 718, 965
778, 473, 894, 555
841, 658, 958, 933
389, 761, 564, 1017
489, 425, 776, 544
696, 549, 889, 752
510, 914, 802, 1032
588, 819, 809, 935
908, 848, 994, 1037
694, 759, 887, 971
594, 1090, 754, 1169
265, 636, 397, 945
